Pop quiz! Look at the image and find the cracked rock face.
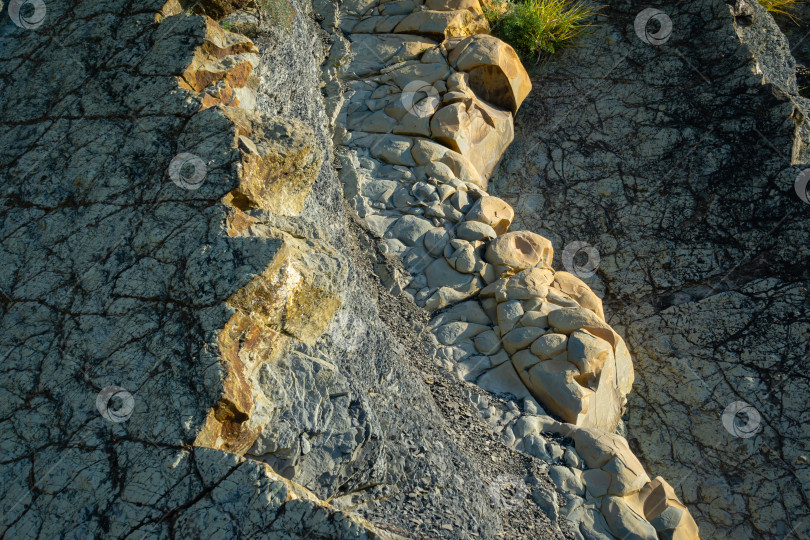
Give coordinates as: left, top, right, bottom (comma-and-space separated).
0, 0, 528, 536
0, 0, 384, 535
3, 0, 800, 537
493, 1, 810, 538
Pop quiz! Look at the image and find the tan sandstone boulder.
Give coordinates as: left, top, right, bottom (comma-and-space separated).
552, 271, 606, 320
510, 331, 622, 430
447, 34, 532, 114
548, 307, 617, 348
505, 267, 554, 299
464, 195, 514, 234
429, 96, 514, 179
514, 356, 594, 425
572, 429, 650, 479
410, 138, 485, 187
485, 231, 553, 272
639, 477, 701, 540
394, 9, 489, 40
601, 496, 659, 539
478, 268, 631, 430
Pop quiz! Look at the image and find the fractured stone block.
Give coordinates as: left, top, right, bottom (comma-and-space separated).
223, 108, 325, 216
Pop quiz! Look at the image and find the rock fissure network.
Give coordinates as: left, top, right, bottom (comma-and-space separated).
0, 0, 806, 539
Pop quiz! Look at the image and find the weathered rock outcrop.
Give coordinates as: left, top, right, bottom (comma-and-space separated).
4, 0, 800, 538
494, 1, 810, 538
321, 0, 699, 537
0, 1, 392, 535
0, 0, 550, 537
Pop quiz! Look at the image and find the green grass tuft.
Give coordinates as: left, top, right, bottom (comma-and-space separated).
483, 0, 601, 61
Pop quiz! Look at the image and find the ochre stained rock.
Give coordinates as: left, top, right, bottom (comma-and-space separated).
179, 17, 259, 94
195, 229, 343, 454
200, 79, 240, 109
227, 233, 343, 346
156, 0, 183, 21
223, 108, 324, 215
195, 311, 291, 454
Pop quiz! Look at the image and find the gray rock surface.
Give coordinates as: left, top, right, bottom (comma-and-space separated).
0, 0, 557, 537
493, 1, 810, 537
0, 1, 395, 536
5, 0, 802, 537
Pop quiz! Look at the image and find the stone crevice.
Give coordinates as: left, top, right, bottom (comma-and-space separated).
318, 0, 701, 537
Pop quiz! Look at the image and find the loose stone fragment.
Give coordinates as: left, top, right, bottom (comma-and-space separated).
456, 220, 497, 241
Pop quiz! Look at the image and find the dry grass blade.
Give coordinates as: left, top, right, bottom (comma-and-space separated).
757, 0, 805, 23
